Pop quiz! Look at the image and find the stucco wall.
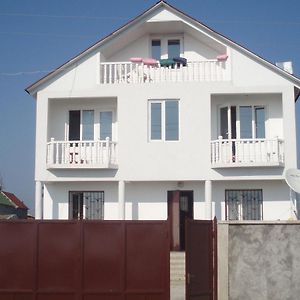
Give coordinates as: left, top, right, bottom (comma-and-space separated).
43, 181, 207, 220
219, 222, 300, 300
43, 180, 292, 221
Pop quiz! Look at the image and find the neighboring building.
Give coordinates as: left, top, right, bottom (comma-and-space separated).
26, 1, 300, 249
0, 191, 29, 219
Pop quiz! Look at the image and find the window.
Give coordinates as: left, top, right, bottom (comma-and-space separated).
255, 107, 265, 139
100, 111, 113, 140
68, 109, 114, 141
69, 110, 80, 141
82, 110, 94, 140
150, 37, 182, 60
68, 110, 94, 141
225, 189, 263, 220
69, 191, 104, 220
240, 106, 252, 138
151, 40, 161, 60
168, 39, 180, 58
149, 100, 179, 141
219, 105, 265, 139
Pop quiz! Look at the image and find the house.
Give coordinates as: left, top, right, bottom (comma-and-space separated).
26, 1, 300, 250
0, 190, 29, 219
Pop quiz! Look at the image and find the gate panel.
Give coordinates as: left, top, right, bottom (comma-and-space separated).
38, 222, 81, 292
83, 222, 124, 293
126, 222, 169, 299
186, 220, 215, 300
0, 222, 36, 291
37, 294, 76, 300
0, 220, 169, 300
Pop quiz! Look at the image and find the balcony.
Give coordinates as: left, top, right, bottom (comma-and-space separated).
211, 138, 284, 168
46, 138, 118, 169
99, 60, 229, 85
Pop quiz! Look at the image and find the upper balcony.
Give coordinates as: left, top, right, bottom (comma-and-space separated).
99, 58, 230, 85
46, 138, 118, 169
211, 137, 284, 168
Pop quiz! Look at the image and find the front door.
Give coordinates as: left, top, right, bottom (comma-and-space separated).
168, 190, 193, 251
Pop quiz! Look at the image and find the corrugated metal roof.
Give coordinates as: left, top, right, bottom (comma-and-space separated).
0, 191, 28, 209
0, 193, 13, 207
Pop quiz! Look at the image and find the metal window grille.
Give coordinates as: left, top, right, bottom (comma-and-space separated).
69, 191, 104, 220
225, 189, 263, 220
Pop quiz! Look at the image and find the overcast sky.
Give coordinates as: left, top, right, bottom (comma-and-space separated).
0, 0, 300, 215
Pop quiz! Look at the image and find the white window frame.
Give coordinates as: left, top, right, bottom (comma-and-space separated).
148, 99, 180, 142
218, 104, 266, 139
65, 108, 116, 141
99, 110, 114, 141
149, 35, 184, 59
66, 109, 95, 141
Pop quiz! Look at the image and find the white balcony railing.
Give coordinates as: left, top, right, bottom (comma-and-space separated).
211, 138, 284, 167
99, 60, 229, 84
46, 138, 117, 169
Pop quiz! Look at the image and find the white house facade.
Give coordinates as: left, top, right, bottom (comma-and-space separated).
27, 1, 300, 249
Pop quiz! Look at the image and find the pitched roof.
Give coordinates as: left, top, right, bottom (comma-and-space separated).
25, 0, 300, 95
0, 191, 28, 209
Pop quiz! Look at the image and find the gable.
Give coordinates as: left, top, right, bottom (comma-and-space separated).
146, 6, 182, 23
26, 1, 300, 95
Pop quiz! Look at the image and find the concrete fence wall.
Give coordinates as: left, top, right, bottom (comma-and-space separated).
218, 221, 300, 300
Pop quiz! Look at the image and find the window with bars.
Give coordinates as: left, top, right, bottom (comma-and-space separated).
69, 191, 104, 220
225, 189, 263, 220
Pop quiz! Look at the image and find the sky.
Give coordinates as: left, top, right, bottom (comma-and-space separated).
0, 0, 300, 215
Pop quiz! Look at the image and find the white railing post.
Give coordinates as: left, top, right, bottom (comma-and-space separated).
105, 137, 110, 165
218, 136, 223, 164
49, 137, 54, 165
275, 136, 280, 163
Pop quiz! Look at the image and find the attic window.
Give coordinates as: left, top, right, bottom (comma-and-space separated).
151, 40, 161, 60
168, 39, 180, 58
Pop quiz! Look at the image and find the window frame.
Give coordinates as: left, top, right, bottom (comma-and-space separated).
69, 191, 105, 220
99, 110, 113, 141
225, 189, 263, 221
218, 104, 266, 140
65, 108, 116, 141
148, 99, 180, 142
150, 35, 183, 60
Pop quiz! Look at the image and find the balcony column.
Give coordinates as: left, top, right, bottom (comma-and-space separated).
118, 180, 125, 220
205, 180, 212, 220
35, 181, 43, 220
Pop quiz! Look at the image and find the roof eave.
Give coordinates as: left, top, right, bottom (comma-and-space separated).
25, 1, 166, 96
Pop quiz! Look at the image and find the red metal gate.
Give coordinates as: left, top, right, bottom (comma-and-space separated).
0, 220, 170, 300
185, 218, 217, 300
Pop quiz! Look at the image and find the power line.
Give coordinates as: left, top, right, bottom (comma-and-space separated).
1, 12, 300, 26
0, 31, 98, 38
0, 12, 129, 20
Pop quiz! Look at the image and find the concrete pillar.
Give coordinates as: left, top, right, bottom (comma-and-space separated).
35, 181, 43, 219
205, 180, 212, 220
118, 180, 125, 220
